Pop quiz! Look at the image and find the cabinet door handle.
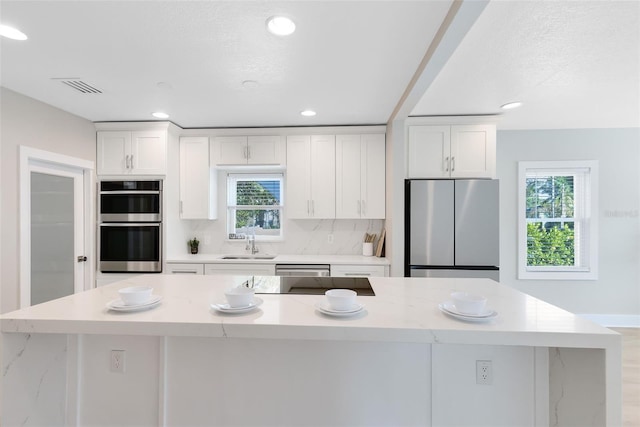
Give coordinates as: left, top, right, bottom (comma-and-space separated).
451, 156, 455, 171
444, 156, 449, 172
130, 155, 134, 169
344, 272, 370, 276
244, 146, 248, 159
311, 200, 315, 216
172, 270, 198, 274
307, 200, 310, 216
125, 155, 130, 169
247, 146, 251, 160
361, 200, 366, 216
180, 201, 183, 214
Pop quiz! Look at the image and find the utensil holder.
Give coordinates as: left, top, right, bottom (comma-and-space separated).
362, 242, 374, 256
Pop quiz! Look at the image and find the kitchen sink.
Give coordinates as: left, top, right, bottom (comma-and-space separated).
220, 255, 277, 260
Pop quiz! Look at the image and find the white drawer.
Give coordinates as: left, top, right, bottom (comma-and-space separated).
330, 264, 387, 277
165, 263, 204, 275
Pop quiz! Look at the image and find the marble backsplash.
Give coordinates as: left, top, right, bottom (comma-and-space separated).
176, 218, 385, 256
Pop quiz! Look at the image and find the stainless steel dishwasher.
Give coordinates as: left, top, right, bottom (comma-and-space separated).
275, 264, 331, 277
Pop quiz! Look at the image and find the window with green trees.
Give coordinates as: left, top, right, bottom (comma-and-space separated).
227, 174, 283, 240
526, 175, 575, 266
518, 161, 598, 280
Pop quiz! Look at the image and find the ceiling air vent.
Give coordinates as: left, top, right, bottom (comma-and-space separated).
53, 78, 102, 94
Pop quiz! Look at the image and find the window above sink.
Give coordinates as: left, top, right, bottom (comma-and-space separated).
226, 173, 283, 241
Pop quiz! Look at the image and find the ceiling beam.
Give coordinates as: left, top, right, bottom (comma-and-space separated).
388, 0, 489, 123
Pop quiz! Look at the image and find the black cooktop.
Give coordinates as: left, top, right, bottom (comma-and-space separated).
241, 276, 375, 296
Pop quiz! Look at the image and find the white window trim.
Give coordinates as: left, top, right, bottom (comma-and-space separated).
226, 173, 284, 242
517, 160, 599, 280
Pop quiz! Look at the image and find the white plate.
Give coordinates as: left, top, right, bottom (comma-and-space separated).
438, 302, 497, 322
441, 301, 495, 318
107, 295, 162, 312
211, 297, 263, 313
315, 301, 365, 317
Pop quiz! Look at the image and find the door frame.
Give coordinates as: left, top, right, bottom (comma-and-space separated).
19, 146, 95, 308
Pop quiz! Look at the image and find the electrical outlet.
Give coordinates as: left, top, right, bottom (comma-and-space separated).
327, 234, 334, 244
111, 350, 126, 373
476, 360, 492, 385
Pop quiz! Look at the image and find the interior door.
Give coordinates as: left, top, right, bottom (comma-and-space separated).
28, 165, 86, 306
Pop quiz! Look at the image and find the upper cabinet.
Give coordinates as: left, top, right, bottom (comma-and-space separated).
407, 124, 496, 179
212, 135, 285, 166
286, 135, 336, 219
179, 136, 217, 220
336, 134, 385, 219
97, 130, 167, 176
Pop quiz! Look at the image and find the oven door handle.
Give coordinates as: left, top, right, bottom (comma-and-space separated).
99, 223, 161, 227
100, 191, 161, 195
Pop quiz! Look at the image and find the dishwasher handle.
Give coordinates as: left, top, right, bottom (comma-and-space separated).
275, 264, 331, 277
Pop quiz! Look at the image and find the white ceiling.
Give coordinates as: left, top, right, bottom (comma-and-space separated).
1, 1, 638, 130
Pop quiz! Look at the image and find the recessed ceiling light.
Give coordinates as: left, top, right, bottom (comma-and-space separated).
0, 24, 28, 40
242, 80, 259, 89
501, 101, 523, 110
300, 110, 316, 117
152, 112, 169, 119
266, 16, 296, 36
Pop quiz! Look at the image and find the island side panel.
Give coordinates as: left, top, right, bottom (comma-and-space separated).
1, 333, 68, 426
549, 347, 606, 427
164, 337, 432, 427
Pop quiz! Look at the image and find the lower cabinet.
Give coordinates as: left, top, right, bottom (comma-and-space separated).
204, 263, 276, 276
331, 264, 388, 277
165, 263, 204, 275
164, 262, 387, 277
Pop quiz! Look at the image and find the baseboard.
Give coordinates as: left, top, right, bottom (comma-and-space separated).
578, 314, 640, 328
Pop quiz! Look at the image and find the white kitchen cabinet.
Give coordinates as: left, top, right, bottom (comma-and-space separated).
179, 137, 217, 220
97, 130, 167, 175
286, 135, 336, 219
212, 135, 285, 166
407, 124, 495, 179
330, 264, 387, 277
204, 263, 276, 276
336, 134, 385, 219
165, 263, 204, 275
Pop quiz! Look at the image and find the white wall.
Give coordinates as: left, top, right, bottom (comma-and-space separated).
497, 128, 640, 316
0, 87, 96, 313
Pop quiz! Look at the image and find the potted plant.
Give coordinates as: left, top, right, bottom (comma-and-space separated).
188, 237, 200, 254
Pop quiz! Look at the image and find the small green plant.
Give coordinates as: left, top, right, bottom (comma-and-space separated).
188, 237, 200, 254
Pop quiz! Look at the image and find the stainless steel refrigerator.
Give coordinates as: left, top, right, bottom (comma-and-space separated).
405, 179, 499, 281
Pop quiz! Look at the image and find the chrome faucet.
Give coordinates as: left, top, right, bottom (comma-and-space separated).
245, 219, 259, 254
245, 235, 259, 254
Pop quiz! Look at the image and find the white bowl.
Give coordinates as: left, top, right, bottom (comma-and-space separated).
224, 287, 255, 308
325, 289, 358, 311
451, 291, 487, 315
118, 286, 153, 306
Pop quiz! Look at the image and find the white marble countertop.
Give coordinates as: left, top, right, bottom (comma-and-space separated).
0, 275, 618, 350
165, 254, 390, 265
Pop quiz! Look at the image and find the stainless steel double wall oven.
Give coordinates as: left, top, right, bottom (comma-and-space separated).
98, 180, 162, 273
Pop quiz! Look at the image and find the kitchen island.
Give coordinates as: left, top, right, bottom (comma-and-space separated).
1, 275, 621, 426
